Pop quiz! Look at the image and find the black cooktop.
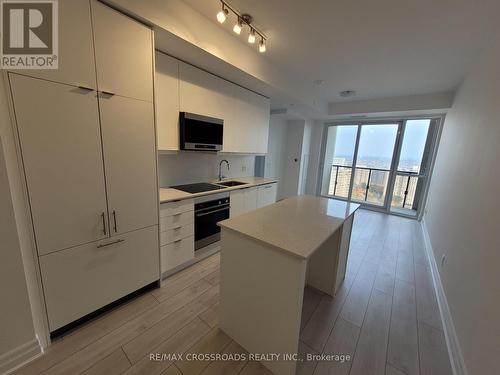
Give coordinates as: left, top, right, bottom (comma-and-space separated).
171, 182, 226, 193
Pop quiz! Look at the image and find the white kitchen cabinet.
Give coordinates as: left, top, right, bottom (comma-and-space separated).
91, 0, 153, 101
230, 187, 258, 217
179, 62, 224, 119
222, 81, 270, 154
160, 224, 194, 246
39, 225, 159, 331
179, 63, 270, 153
160, 200, 194, 272
257, 183, 278, 208
161, 236, 195, 273
155, 52, 180, 151
229, 189, 246, 217
99, 94, 158, 235
9, 74, 108, 255
8, 1, 159, 333
159, 198, 193, 218
160, 210, 194, 232
10, 0, 96, 89
244, 187, 258, 212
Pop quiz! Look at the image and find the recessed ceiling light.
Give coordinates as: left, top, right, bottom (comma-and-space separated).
340, 90, 356, 98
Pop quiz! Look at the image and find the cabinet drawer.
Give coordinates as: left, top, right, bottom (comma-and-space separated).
160, 210, 194, 231
257, 183, 277, 208
161, 236, 194, 272
39, 225, 159, 331
160, 223, 194, 246
160, 199, 194, 217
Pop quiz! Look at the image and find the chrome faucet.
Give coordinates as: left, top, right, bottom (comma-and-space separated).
218, 159, 230, 181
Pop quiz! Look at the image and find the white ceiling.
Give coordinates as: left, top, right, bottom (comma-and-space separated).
183, 0, 500, 105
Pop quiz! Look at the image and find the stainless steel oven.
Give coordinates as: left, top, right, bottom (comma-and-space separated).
194, 193, 230, 250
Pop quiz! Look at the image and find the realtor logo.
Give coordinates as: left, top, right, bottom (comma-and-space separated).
1, 0, 58, 69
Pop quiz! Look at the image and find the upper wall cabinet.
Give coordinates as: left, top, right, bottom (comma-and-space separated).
221, 80, 270, 154
91, 1, 153, 101
179, 62, 225, 119
164, 61, 270, 153
155, 52, 180, 151
9, 0, 96, 89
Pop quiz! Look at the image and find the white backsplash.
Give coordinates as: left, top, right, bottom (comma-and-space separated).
158, 152, 256, 187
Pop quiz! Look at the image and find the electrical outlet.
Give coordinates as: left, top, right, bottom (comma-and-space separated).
441, 254, 446, 267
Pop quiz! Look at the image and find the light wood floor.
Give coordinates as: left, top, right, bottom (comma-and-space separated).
14, 209, 452, 375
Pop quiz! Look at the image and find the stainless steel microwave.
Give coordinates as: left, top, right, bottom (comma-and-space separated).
179, 112, 224, 151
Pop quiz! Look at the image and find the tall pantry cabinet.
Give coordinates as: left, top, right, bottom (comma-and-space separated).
7, 0, 159, 332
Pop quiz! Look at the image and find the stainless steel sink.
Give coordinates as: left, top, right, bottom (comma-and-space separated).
216, 180, 248, 187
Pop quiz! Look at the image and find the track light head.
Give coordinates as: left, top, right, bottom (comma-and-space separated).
248, 28, 256, 44
259, 39, 266, 53
216, 5, 228, 23
233, 18, 242, 34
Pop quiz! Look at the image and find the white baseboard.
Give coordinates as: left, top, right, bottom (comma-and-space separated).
0, 337, 42, 375
420, 218, 468, 375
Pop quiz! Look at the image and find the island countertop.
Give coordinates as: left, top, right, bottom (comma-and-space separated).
218, 195, 360, 259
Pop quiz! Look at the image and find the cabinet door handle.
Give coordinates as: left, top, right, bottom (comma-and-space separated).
97, 239, 125, 248
112, 210, 118, 233
101, 212, 107, 235
100, 90, 115, 96
173, 238, 182, 243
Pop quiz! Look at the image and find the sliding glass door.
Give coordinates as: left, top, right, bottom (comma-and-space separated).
319, 118, 441, 218
351, 123, 399, 206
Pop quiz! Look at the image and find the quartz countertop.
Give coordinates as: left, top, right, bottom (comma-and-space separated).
159, 176, 278, 203
218, 195, 360, 259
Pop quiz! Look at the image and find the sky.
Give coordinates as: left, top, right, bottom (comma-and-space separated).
332, 120, 430, 164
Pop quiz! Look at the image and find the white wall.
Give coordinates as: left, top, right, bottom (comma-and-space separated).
264, 117, 287, 199
305, 121, 325, 195
298, 121, 312, 195
265, 118, 321, 199
424, 30, 500, 375
0, 77, 40, 373
329, 92, 454, 116
281, 120, 305, 199
158, 152, 255, 187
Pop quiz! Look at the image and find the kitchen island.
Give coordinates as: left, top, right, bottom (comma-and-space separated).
218, 195, 359, 375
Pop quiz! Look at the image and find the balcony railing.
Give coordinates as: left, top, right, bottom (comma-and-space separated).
329, 164, 420, 209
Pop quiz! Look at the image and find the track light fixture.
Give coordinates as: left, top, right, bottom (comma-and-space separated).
215, 0, 267, 53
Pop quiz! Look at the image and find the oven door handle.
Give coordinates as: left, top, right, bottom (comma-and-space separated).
195, 206, 230, 217
195, 203, 230, 214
